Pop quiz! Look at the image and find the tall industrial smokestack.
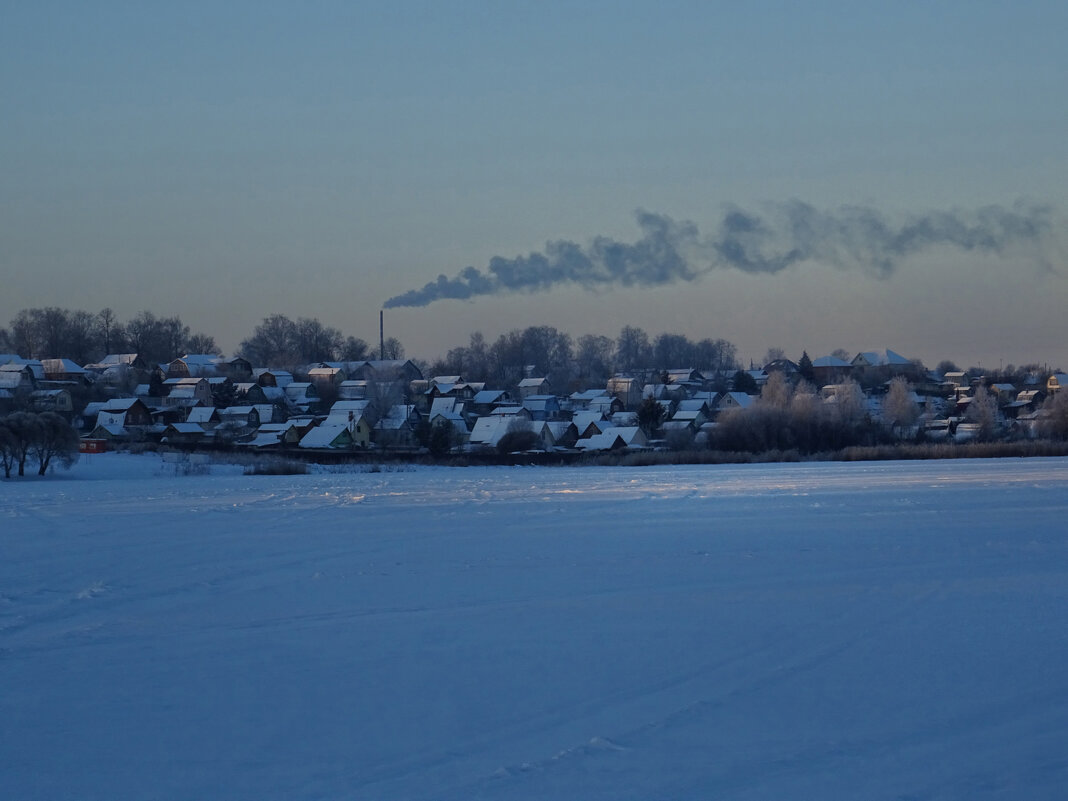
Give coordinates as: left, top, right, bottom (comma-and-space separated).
379, 309, 384, 361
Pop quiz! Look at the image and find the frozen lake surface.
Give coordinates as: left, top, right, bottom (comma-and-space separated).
3, 454, 1068, 799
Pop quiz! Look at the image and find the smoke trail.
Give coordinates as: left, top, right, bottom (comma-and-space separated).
383, 201, 1054, 308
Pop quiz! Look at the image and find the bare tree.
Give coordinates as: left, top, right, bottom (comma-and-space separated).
294, 318, 342, 363
382, 337, 405, 360
240, 314, 299, 366
30, 412, 80, 475
615, 326, 651, 371
341, 336, 370, 362
98, 308, 120, 355
653, 333, 695, 368
575, 334, 615, 383
693, 338, 738, 374
0, 418, 18, 478
185, 333, 219, 356
763, 346, 786, 365
2, 412, 40, 477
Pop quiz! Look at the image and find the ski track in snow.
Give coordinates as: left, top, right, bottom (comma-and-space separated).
2, 454, 1068, 800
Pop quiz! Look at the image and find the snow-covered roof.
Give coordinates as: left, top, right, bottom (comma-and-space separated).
853, 349, 911, 367
576, 431, 627, 451
102, 397, 143, 412
329, 399, 372, 413
185, 407, 218, 423
570, 389, 609, 402
812, 355, 851, 368
221, 405, 257, 416
253, 369, 294, 387
721, 392, 755, 408
40, 358, 86, 374
166, 423, 206, 435
99, 354, 141, 366
572, 411, 607, 432
588, 396, 618, 412
469, 416, 512, 446
96, 410, 128, 428
489, 405, 527, 417
672, 409, 704, 422
299, 423, 352, 449
472, 389, 507, 405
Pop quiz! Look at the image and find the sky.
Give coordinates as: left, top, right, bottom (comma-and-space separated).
3, 1, 1067, 369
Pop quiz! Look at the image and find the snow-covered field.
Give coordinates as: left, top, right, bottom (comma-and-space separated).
3, 454, 1068, 800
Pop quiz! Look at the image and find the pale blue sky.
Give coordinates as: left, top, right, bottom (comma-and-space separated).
3, 1, 1066, 367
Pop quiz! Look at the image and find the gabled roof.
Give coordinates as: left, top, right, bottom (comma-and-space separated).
473, 389, 509, 405
99, 354, 141, 366
572, 411, 607, 432
676, 398, 711, 413
325, 400, 373, 426
374, 404, 418, 430
40, 358, 86, 374
185, 406, 219, 424
489, 405, 529, 417
101, 397, 146, 412
220, 405, 258, 416
576, 432, 625, 451
469, 416, 512, 446
165, 423, 206, 435
672, 409, 704, 422
299, 423, 353, 449
853, 349, 911, 367
812, 355, 851, 368
253, 368, 294, 387
721, 392, 755, 408
570, 389, 609, 402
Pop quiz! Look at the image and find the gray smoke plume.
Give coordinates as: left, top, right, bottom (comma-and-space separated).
383, 200, 1054, 308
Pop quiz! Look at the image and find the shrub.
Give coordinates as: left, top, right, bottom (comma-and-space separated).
244, 457, 309, 475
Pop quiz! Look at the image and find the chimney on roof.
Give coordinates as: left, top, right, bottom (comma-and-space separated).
380, 309, 384, 361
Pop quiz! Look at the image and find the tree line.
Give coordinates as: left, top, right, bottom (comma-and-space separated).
0, 308, 218, 365
427, 325, 740, 389
2, 308, 744, 389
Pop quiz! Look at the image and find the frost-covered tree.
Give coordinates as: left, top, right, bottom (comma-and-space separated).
1038, 390, 1068, 440
965, 385, 999, 440
884, 377, 920, 428
759, 371, 793, 410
